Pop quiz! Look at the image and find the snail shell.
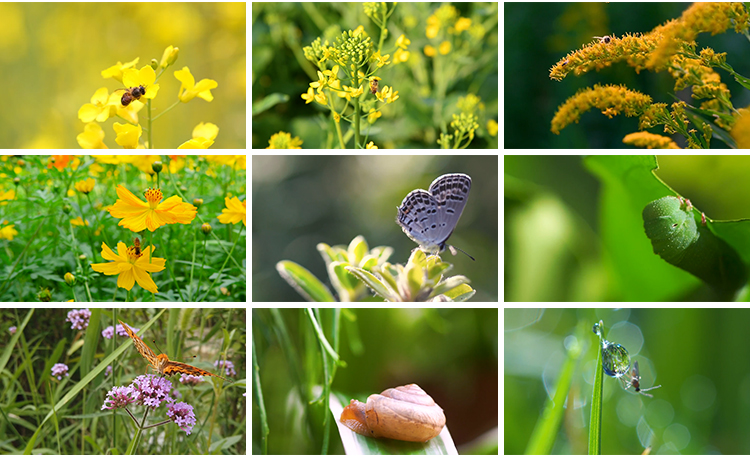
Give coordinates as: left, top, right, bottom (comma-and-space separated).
339, 384, 446, 442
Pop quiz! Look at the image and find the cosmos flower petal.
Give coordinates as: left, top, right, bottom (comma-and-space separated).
132, 266, 158, 293
117, 269, 136, 291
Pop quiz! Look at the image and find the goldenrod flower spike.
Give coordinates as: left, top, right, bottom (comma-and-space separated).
106, 185, 197, 232
551, 84, 653, 134
623, 132, 680, 149
91, 242, 166, 293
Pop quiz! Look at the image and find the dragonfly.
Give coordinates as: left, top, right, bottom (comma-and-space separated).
624, 361, 661, 397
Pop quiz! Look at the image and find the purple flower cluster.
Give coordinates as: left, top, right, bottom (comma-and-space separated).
100, 374, 199, 435
130, 374, 173, 408
179, 374, 204, 385
102, 323, 139, 339
51, 363, 69, 380
66, 309, 92, 330
214, 359, 236, 377
166, 402, 197, 435
9, 326, 16, 335
102, 386, 135, 410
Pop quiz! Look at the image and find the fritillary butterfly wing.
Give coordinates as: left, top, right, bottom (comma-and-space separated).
119, 319, 158, 369
119, 319, 230, 382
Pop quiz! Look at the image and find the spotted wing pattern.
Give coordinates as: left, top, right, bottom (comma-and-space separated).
396, 173, 471, 254
119, 319, 229, 381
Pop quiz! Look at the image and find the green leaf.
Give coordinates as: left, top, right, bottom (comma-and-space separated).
330, 391, 458, 455
584, 155, 750, 300
276, 260, 336, 302
345, 266, 394, 300
252, 93, 290, 116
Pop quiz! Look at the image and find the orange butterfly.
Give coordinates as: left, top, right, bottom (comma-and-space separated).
119, 320, 229, 381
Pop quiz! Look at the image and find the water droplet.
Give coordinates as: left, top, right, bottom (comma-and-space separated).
601, 339, 631, 378
593, 320, 602, 336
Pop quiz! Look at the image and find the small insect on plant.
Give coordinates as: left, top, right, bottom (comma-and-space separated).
593, 35, 612, 44
132, 237, 141, 257
116, 85, 146, 106
624, 361, 662, 397
370, 77, 380, 95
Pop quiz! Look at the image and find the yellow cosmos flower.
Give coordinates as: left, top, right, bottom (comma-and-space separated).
75, 178, 96, 194
0, 224, 18, 241
71, 217, 90, 227
218, 196, 246, 226
107, 185, 197, 232
91, 242, 166, 293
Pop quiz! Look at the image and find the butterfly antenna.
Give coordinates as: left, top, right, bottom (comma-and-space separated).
448, 244, 475, 261
152, 340, 164, 355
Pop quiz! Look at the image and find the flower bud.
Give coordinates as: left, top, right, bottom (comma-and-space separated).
150, 59, 159, 70
62, 203, 72, 214
193, 198, 204, 208
13, 177, 20, 185
152, 160, 163, 173
64, 272, 76, 286
37, 288, 52, 302
78, 254, 88, 261
201, 223, 212, 235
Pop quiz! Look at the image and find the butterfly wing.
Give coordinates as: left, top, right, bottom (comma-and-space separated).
162, 360, 228, 381
396, 188, 443, 253
119, 319, 157, 369
428, 173, 471, 248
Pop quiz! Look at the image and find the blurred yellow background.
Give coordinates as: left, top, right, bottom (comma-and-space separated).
0, 2, 246, 148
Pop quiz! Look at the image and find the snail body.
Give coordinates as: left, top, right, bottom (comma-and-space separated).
339, 384, 446, 442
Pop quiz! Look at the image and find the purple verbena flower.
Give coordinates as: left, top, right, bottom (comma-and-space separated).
105, 365, 113, 377
130, 374, 173, 408
179, 374, 204, 386
102, 386, 135, 410
51, 363, 69, 380
101, 325, 114, 339
9, 326, 16, 335
214, 359, 236, 377
66, 309, 92, 330
116, 323, 138, 337
166, 401, 197, 435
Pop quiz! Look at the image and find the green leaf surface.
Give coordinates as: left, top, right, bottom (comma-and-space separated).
345, 266, 393, 300
276, 260, 336, 302
584, 155, 750, 301
589, 325, 603, 455
330, 391, 458, 455
252, 93, 290, 116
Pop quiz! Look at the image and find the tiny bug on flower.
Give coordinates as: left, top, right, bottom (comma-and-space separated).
116, 85, 146, 107
132, 237, 142, 257
370, 78, 380, 94
593, 35, 611, 44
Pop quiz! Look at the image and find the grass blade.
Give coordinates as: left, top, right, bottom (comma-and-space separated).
589, 322, 604, 455
525, 320, 585, 454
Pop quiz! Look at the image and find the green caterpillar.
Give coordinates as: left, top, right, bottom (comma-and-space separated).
642, 196, 747, 299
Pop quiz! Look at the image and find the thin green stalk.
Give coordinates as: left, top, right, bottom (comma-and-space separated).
147, 99, 153, 149
252, 338, 269, 455
198, 224, 244, 302
353, 71, 361, 148
589, 320, 604, 455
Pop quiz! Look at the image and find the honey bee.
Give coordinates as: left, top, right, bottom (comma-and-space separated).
593, 35, 612, 44
116, 85, 146, 107
132, 237, 142, 257
370, 78, 380, 95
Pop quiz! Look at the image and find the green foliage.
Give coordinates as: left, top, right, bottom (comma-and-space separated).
0, 308, 246, 455
0, 155, 246, 302
277, 236, 475, 302
505, 155, 750, 301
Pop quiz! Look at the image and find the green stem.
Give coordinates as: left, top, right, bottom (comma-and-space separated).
589, 321, 604, 455
198, 224, 244, 302
147, 100, 153, 149
353, 71, 361, 148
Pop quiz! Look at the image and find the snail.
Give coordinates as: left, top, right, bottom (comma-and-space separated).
339, 384, 446, 442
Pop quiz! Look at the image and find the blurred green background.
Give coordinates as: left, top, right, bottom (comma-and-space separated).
505, 308, 750, 455
252, 155, 499, 302
505, 155, 750, 301
0, 2, 246, 148
504, 2, 750, 148
252, 2, 498, 148
253, 308, 498, 454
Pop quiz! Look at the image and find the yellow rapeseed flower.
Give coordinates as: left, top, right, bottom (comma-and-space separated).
218, 196, 246, 226
91, 241, 166, 293
366, 141, 378, 149
75, 178, 96, 194
267, 132, 303, 149
107, 185, 197, 232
